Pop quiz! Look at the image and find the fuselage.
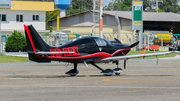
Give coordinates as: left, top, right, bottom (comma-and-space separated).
38, 37, 131, 63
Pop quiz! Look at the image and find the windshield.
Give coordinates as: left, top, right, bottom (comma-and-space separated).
93, 37, 107, 46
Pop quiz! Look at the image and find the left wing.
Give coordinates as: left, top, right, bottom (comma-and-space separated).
101, 51, 179, 62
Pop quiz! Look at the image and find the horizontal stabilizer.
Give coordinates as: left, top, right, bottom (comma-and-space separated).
36, 51, 74, 55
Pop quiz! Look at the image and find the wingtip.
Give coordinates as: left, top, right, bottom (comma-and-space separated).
171, 51, 179, 54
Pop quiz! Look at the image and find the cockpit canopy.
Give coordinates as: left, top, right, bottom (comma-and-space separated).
59, 36, 125, 48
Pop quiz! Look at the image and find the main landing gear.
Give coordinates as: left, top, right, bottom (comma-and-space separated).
65, 63, 79, 76
65, 62, 123, 76
91, 62, 122, 76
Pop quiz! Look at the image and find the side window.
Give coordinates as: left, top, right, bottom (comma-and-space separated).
94, 38, 107, 46
0, 14, 6, 21
77, 38, 94, 48
33, 15, 39, 21
16, 15, 23, 22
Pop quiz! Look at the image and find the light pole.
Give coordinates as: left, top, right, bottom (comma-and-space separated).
156, 0, 158, 13
99, 0, 103, 38
0, 15, 1, 53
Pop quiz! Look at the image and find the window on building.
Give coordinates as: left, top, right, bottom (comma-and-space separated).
0, 14, 6, 21
16, 15, 23, 22
33, 15, 39, 21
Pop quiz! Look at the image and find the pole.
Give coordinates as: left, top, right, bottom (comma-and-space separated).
148, 34, 149, 51
156, 0, 158, 13
93, 0, 95, 36
139, 30, 143, 50
144, 34, 146, 49
126, 34, 129, 45
115, 13, 120, 40
99, 0, 103, 38
0, 15, 1, 53
131, 33, 135, 51
57, 10, 60, 31
160, 34, 163, 46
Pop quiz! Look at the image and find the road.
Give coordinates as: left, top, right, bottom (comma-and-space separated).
0, 59, 180, 101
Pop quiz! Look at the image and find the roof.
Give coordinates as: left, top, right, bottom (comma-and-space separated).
11, 1, 54, 11
103, 11, 180, 22
50, 11, 180, 22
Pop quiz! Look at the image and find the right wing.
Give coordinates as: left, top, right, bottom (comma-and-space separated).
101, 51, 179, 62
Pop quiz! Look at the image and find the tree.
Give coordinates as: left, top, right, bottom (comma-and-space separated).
103, 0, 132, 11
159, 0, 180, 13
66, 0, 93, 16
46, 0, 93, 30
103, 0, 180, 13
5, 31, 27, 52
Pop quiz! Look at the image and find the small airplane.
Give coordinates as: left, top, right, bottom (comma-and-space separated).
24, 25, 179, 76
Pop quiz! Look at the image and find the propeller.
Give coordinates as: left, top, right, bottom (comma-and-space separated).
130, 41, 139, 48
114, 38, 122, 44
124, 60, 126, 69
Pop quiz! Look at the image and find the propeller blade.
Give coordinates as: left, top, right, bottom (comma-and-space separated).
114, 38, 122, 44
130, 41, 139, 48
124, 60, 126, 69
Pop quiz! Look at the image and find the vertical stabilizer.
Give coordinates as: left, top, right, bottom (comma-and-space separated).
24, 25, 51, 62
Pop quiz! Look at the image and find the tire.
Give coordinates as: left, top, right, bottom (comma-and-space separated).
115, 73, 120, 75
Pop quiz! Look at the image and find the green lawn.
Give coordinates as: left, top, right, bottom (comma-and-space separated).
0, 56, 30, 63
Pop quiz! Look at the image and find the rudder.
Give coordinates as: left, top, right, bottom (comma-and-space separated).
24, 25, 51, 62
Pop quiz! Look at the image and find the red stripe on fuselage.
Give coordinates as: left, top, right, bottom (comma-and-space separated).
37, 52, 112, 60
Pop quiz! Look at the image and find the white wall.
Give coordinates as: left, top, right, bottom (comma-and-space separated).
0, 9, 46, 31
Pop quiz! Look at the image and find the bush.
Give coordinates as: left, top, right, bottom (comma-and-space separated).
5, 30, 27, 52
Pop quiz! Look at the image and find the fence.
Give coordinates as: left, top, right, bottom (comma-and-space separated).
0, 33, 137, 53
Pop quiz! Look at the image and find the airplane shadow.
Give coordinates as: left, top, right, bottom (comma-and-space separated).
8, 74, 108, 78
7, 74, 174, 79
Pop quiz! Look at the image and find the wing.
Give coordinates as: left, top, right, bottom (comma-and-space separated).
36, 51, 74, 55
101, 51, 179, 62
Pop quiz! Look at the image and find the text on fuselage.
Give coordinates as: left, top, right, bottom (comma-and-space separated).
50, 47, 80, 57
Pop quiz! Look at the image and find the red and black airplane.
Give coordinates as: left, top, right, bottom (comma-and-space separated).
24, 25, 178, 76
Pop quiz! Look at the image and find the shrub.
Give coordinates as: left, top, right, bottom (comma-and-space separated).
5, 30, 27, 52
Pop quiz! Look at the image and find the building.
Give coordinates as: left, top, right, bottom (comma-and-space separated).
0, 1, 54, 35
50, 11, 180, 44
0, 0, 54, 52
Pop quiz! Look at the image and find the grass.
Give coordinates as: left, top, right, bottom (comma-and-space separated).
0, 56, 30, 63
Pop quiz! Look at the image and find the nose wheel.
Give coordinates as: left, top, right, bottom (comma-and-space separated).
113, 68, 122, 75
113, 61, 122, 75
